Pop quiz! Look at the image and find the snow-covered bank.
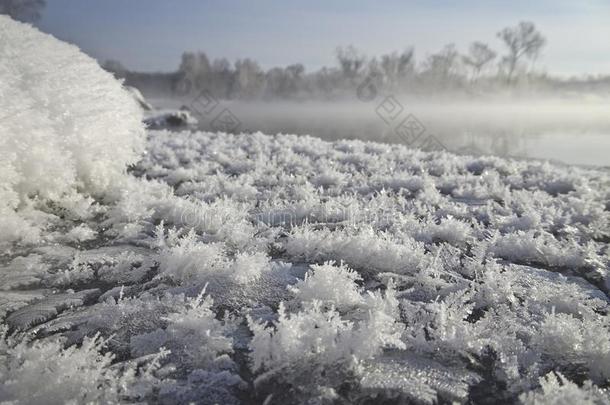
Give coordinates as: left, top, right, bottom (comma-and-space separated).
2, 128, 609, 404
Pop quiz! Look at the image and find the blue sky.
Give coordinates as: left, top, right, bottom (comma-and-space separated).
37, 0, 610, 76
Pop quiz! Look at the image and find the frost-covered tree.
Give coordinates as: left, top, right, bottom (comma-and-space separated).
336, 45, 366, 83
497, 21, 546, 84
264, 64, 305, 99
421, 44, 463, 89
380, 49, 415, 88
210, 57, 233, 98
232, 58, 264, 99
176, 51, 212, 94
462, 41, 497, 81
313, 66, 340, 98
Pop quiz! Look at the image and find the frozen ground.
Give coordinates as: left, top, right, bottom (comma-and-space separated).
2, 129, 610, 404
1, 15, 610, 405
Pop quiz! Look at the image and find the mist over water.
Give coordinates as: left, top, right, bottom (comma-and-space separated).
149, 96, 610, 167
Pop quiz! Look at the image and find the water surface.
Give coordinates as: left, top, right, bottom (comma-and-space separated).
149, 97, 610, 167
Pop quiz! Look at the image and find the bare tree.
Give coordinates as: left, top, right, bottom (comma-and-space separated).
0, 0, 45, 22
264, 64, 305, 98
336, 45, 366, 82
462, 42, 496, 81
422, 44, 461, 88
313, 67, 339, 98
380, 48, 415, 87
497, 21, 546, 84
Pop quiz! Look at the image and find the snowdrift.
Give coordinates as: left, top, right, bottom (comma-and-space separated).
0, 15, 144, 245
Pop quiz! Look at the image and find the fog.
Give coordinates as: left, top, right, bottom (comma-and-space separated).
148, 95, 610, 167
113, 20, 610, 168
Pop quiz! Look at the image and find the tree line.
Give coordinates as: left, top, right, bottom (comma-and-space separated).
103, 21, 602, 100
2, 3, 606, 100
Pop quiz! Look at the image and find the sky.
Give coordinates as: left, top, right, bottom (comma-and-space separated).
35, 0, 610, 77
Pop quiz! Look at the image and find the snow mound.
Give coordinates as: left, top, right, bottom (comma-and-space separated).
0, 16, 144, 244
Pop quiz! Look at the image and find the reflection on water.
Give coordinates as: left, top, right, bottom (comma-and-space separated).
510, 132, 610, 167
151, 97, 610, 167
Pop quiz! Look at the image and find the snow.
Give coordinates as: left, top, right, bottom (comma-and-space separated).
144, 109, 198, 130
1, 15, 610, 405
125, 85, 154, 111
0, 16, 144, 246
2, 127, 607, 403
288, 261, 364, 310
520, 372, 610, 405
